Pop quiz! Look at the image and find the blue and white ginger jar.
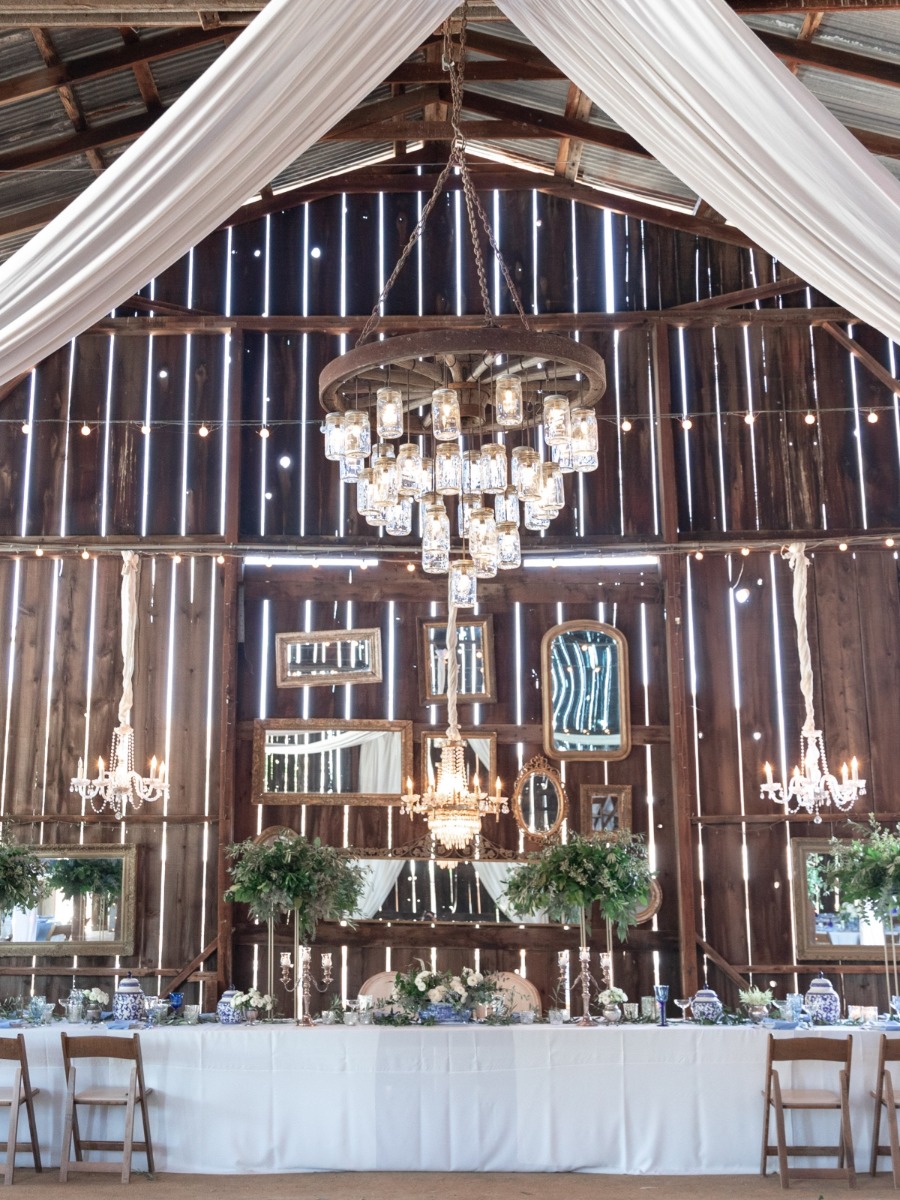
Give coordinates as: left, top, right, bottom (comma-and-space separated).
691, 987, 723, 1023
217, 987, 245, 1025
419, 1002, 471, 1024
804, 971, 840, 1024
113, 973, 146, 1022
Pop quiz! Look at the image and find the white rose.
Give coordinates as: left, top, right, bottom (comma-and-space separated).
469, 972, 483, 986
450, 976, 464, 993
427, 986, 447, 1002
416, 980, 427, 992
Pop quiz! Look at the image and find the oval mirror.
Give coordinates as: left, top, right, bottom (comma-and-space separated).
512, 756, 566, 840
541, 620, 631, 761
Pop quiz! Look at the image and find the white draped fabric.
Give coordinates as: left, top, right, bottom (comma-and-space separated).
2, 0, 900, 386
350, 859, 407, 920
498, 0, 900, 344
473, 862, 548, 924
274, 729, 400, 795
0, 0, 453, 386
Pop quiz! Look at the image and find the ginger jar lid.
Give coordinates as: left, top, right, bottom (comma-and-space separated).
807, 971, 836, 994
693, 987, 719, 1001
116, 973, 143, 994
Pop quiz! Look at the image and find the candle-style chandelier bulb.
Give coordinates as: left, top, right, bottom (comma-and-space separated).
431, 388, 461, 441
494, 373, 523, 426
376, 386, 403, 440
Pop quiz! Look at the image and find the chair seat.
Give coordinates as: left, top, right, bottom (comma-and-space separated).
779, 1087, 841, 1108
870, 1087, 900, 1108
0, 1084, 36, 1106
73, 1085, 151, 1105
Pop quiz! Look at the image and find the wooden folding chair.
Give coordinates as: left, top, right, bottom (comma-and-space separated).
0, 1035, 41, 1184
870, 1034, 900, 1186
59, 1033, 154, 1184
760, 1034, 855, 1190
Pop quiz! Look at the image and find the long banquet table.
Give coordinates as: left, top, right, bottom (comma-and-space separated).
0, 1023, 892, 1175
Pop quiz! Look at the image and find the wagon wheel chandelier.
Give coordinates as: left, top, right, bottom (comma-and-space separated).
319, 2, 606, 607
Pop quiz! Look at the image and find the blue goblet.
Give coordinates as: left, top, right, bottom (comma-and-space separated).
654, 983, 669, 1027
168, 992, 184, 1018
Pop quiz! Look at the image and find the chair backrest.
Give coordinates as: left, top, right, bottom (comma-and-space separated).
880, 1034, 900, 1063
0, 1034, 26, 1066
768, 1033, 852, 1068
492, 971, 542, 1014
358, 971, 396, 1002
61, 1032, 144, 1082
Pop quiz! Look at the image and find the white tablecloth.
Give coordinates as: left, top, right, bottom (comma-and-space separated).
0, 1024, 889, 1174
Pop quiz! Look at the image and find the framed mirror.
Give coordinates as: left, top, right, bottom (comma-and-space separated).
417, 615, 495, 705
512, 756, 566, 840
0, 843, 136, 957
253, 718, 414, 806
792, 837, 888, 962
275, 628, 382, 688
421, 730, 497, 792
541, 620, 631, 761
579, 784, 632, 836
342, 839, 662, 927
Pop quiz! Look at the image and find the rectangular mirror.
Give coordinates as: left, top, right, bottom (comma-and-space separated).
253, 718, 414, 806
792, 837, 887, 961
417, 616, 495, 705
275, 628, 382, 688
578, 784, 632, 836
541, 620, 631, 761
0, 844, 136, 958
421, 730, 497, 791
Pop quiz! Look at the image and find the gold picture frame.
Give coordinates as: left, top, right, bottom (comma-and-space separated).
421, 729, 498, 791
792, 837, 887, 962
578, 784, 633, 837
417, 615, 496, 705
511, 755, 567, 841
275, 628, 382, 688
541, 620, 631, 761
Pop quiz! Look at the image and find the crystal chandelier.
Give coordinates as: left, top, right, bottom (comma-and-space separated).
402, 580, 507, 851
70, 551, 168, 820
760, 542, 865, 823
318, 5, 606, 606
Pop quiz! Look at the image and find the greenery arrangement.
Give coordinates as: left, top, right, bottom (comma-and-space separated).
0, 837, 47, 916
224, 833, 366, 942
392, 961, 498, 1016
46, 857, 121, 902
503, 831, 653, 942
738, 986, 772, 1006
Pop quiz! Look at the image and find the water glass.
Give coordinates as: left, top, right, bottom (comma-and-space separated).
641, 996, 656, 1019
848, 1004, 863, 1023
147, 998, 168, 1027
357, 994, 374, 1013
548, 1009, 565, 1025
183, 1005, 200, 1025
344, 1011, 359, 1027
786, 993, 804, 1021
623, 1002, 639, 1022
28, 995, 46, 1023
358, 1011, 373, 1026
40, 1002, 54, 1025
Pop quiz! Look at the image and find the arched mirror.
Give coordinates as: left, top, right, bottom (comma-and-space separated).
512, 756, 567, 840
541, 620, 631, 761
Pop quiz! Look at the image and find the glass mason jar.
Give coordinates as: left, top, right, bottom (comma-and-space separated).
512, 447, 542, 501
480, 442, 507, 494
396, 442, 423, 495
449, 558, 478, 607
494, 486, 520, 527
371, 442, 399, 506
385, 498, 412, 537
339, 453, 364, 483
458, 492, 481, 538
423, 502, 450, 558
416, 456, 434, 500
524, 500, 551, 531
542, 394, 571, 446
570, 406, 598, 455
573, 448, 599, 472
539, 461, 565, 511
494, 372, 523, 427
376, 385, 403, 440
462, 449, 483, 495
469, 509, 498, 578
342, 409, 372, 458
434, 442, 463, 495
497, 522, 521, 569
431, 388, 461, 441
551, 438, 576, 474
356, 467, 375, 515
323, 411, 344, 461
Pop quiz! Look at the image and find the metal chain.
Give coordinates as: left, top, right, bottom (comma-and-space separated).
357, 1, 529, 346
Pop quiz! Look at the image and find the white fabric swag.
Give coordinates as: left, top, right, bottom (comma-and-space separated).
473, 862, 549, 924
350, 859, 407, 920
276, 729, 400, 795
2, 0, 900, 386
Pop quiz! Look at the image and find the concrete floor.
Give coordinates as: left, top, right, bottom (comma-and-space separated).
3, 1172, 899, 1199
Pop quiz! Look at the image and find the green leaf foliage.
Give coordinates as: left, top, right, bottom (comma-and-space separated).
46, 857, 122, 902
224, 833, 366, 942
826, 817, 900, 923
503, 831, 653, 941
0, 840, 47, 914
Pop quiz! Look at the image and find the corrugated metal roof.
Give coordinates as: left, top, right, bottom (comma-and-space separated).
465, 78, 571, 114
0, 90, 72, 147
797, 65, 900, 136
741, 13, 806, 38
46, 28, 123, 61
270, 141, 396, 194
815, 12, 900, 64
579, 143, 696, 207
149, 41, 227, 104
72, 70, 146, 124
0, 29, 44, 81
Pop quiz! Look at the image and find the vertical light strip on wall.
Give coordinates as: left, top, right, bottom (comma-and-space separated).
59, 341, 76, 536
492, 190, 500, 310
676, 328, 694, 527
19, 372, 36, 534
156, 560, 177, 992
889, 341, 900, 475
220, 233, 233, 537
710, 330, 728, 533
100, 337, 115, 537
845, 326, 870, 530
38, 566, 61, 835
741, 327, 762, 530
259, 218, 272, 538
726, 558, 753, 967
0, 560, 21, 817
299, 205, 310, 536
198, 558, 217, 955
532, 190, 539, 315
684, 557, 708, 958
179, 250, 195, 536
338, 197, 348, 534
769, 551, 798, 987
454, 190, 463, 316
141, 334, 155, 537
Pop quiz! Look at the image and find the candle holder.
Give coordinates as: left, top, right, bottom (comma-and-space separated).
557, 945, 600, 1027
279, 909, 333, 1025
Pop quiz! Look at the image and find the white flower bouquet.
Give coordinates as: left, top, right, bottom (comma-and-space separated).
597, 987, 628, 1006
83, 987, 109, 1006
393, 961, 497, 1015
231, 987, 275, 1013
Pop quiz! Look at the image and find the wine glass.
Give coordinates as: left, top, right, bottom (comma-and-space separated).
653, 983, 669, 1027
674, 997, 692, 1022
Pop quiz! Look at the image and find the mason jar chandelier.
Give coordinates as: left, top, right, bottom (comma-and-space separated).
318, 4, 606, 607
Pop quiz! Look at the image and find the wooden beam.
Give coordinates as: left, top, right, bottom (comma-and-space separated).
555, 84, 594, 180
462, 28, 560, 73
667, 275, 809, 311
756, 28, 900, 87
696, 935, 749, 991
0, 113, 154, 172
729, 1, 900, 11
30, 26, 104, 174
821, 320, 900, 398
327, 85, 443, 138
386, 61, 565, 84
459, 90, 648, 158
166, 938, 218, 995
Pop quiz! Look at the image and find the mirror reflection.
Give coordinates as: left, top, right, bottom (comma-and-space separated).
792, 838, 889, 961
512, 756, 566, 839
422, 732, 496, 791
541, 621, 630, 760
0, 845, 135, 957
276, 629, 381, 688
419, 617, 495, 704
579, 784, 632, 836
255, 719, 413, 805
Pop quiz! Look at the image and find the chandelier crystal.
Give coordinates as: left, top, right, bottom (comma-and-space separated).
402, 580, 507, 850
760, 542, 865, 823
70, 551, 169, 820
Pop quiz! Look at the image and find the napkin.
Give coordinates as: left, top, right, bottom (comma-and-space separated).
107, 1020, 133, 1030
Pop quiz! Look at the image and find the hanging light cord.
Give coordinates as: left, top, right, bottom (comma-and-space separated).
117, 550, 140, 732
357, 0, 528, 346
785, 541, 817, 736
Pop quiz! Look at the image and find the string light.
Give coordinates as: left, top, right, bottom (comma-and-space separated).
20, 422, 29, 435
34, 547, 43, 558
80, 423, 91, 437
259, 427, 270, 439
887, 538, 896, 548
406, 563, 416, 573
140, 424, 150, 435
804, 411, 816, 426
621, 419, 632, 432
681, 417, 693, 431
198, 424, 210, 438
173, 554, 182, 564
695, 550, 704, 561
81, 549, 90, 560
839, 542, 848, 552
744, 412, 755, 425
867, 410, 879, 424
216, 554, 225, 565
740, 547, 750, 557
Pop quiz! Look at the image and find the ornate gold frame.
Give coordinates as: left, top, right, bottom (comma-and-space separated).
540, 619, 631, 762
0, 843, 136, 958
511, 755, 567, 841
421, 729, 497, 788
578, 783, 633, 837
417, 615, 496, 705
275, 628, 382, 688
792, 837, 886, 962
252, 718, 414, 806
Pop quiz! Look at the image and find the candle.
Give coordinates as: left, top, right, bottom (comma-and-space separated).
763, 762, 773, 787
280, 952, 292, 967
321, 953, 332, 970
150, 755, 158, 779
77, 757, 83, 778
406, 776, 413, 797
98, 756, 104, 773
495, 776, 501, 800
841, 762, 849, 785
851, 756, 859, 781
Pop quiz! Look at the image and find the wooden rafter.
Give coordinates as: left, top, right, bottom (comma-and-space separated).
0, 112, 153, 172
30, 26, 104, 174
756, 27, 900, 86
666, 275, 809, 311
554, 84, 594, 180
821, 320, 900, 398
